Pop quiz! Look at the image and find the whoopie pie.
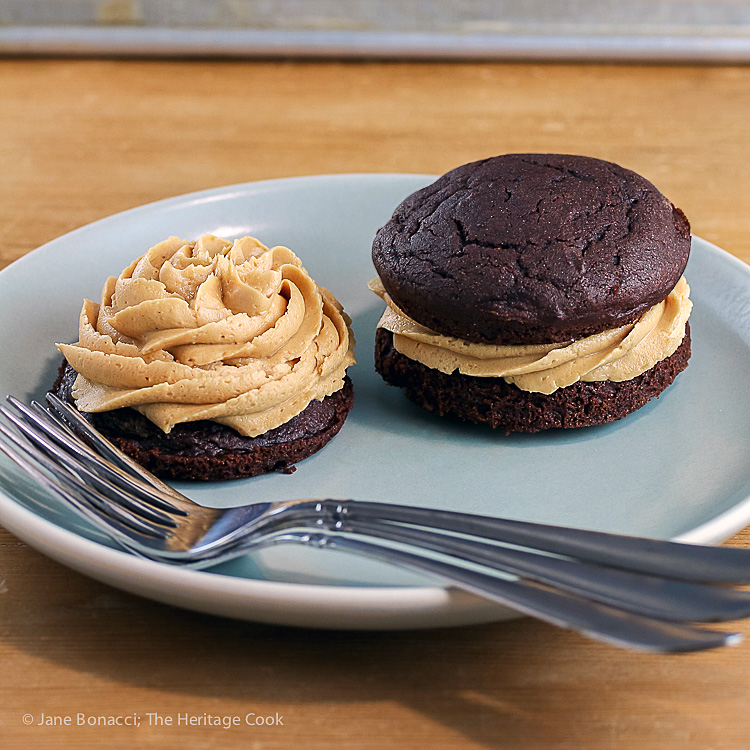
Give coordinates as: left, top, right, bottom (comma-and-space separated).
370, 154, 692, 432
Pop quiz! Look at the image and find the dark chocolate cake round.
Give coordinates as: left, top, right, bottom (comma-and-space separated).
51, 361, 354, 481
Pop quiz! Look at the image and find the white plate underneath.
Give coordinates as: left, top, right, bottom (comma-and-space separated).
1, 174, 749, 630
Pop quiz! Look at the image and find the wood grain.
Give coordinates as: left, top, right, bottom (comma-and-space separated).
1, 59, 749, 750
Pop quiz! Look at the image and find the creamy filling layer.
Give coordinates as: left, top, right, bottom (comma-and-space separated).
370, 277, 691, 395
58, 235, 355, 436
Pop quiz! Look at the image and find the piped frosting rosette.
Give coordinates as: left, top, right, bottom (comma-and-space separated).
58, 235, 356, 437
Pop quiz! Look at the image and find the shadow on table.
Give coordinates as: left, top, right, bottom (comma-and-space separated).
5, 542, 734, 749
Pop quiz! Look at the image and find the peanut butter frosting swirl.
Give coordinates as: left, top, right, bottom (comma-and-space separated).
58, 235, 355, 436
370, 276, 691, 395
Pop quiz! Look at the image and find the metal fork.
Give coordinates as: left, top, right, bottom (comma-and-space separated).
2, 394, 750, 653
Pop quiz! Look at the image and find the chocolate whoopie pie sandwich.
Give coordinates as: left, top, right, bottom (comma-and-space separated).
370, 154, 692, 432
52, 234, 355, 480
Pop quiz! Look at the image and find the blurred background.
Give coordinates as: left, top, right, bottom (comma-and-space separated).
2, 0, 750, 61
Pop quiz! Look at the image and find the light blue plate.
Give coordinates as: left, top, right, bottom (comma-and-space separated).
1, 174, 749, 629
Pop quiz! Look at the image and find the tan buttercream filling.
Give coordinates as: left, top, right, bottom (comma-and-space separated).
369, 276, 691, 395
57, 235, 355, 436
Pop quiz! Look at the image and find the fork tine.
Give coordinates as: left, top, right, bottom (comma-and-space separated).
0, 404, 179, 528
0, 421, 169, 545
29, 400, 186, 514
45, 393, 184, 499
6, 396, 188, 515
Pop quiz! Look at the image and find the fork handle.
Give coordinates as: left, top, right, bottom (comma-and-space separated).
260, 530, 738, 654
334, 518, 750, 623
169, 526, 738, 653
327, 500, 750, 584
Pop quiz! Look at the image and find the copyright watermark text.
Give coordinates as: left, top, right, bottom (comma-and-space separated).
22, 712, 284, 729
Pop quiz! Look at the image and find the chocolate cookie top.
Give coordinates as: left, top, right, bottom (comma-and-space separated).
372, 154, 691, 344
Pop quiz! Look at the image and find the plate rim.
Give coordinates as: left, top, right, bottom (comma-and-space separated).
1, 173, 749, 627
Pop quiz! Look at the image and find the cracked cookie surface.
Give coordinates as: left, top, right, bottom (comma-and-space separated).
372, 154, 691, 345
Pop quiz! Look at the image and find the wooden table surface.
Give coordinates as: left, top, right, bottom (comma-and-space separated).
1, 59, 749, 750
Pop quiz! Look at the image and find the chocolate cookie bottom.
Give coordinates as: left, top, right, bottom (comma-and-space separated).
374, 325, 690, 433
51, 361, 354, 481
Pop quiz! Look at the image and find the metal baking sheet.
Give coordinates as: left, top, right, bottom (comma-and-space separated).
1, 0, 749, 61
